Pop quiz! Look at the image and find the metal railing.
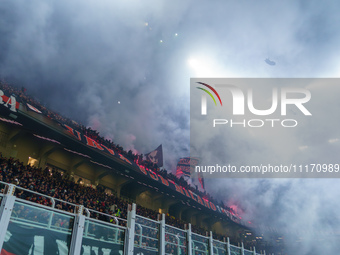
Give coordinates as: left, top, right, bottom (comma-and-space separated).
0, 181, 265, 255
165, 225, 187, 255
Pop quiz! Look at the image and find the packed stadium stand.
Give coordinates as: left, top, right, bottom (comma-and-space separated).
0, 81, 269, 254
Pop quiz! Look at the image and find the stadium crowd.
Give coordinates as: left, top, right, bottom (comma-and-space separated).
0, 79, 235, 215
0, 79, 269, 252
0, 155, 260, 249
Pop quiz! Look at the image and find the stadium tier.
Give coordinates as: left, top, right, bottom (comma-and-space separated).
0, 181, 263, 255
0, 82, 269, 254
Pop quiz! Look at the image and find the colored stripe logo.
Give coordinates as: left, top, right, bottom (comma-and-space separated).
196, 82, 223, 106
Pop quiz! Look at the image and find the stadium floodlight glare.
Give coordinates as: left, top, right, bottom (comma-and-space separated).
187, 55, 234, 77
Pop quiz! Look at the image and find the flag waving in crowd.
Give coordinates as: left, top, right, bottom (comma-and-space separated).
176, 157, 204, 191
145, 144, 163, 167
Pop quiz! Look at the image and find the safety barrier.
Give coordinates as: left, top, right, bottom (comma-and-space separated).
0, 181, 265, 255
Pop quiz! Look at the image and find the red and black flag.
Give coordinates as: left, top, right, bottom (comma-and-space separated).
197, 172, 205, 190
175, 157, 200, 179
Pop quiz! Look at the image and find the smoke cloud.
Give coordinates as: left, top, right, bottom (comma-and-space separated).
1, 0, 340, 253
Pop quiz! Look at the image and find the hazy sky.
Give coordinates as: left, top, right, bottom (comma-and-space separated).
1, 1, 340, 254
